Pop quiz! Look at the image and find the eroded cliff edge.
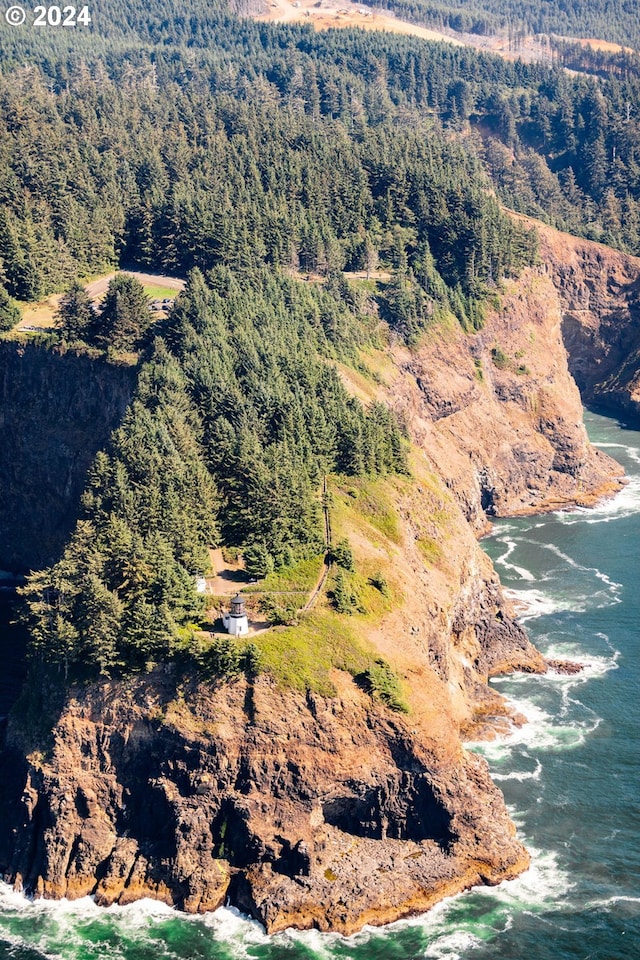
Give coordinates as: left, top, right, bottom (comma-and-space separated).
0, 226, 633, 933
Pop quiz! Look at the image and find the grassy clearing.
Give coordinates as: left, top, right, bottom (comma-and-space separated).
250, 606, 408, 708
334, 361, 380, 404
141, 284, 180, 300
251, 554, 325, 594
358, 345, 395, 385
244, 475, 409, 702
250, 610, 369, 696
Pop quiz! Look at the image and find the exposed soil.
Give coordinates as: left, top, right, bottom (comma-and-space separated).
253, 0, 464, 44
206, 547, 252, 597
250, 0, 635, 64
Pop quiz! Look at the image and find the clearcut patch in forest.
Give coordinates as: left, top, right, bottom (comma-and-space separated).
252, 0, 634, 64
253, 0, 464, 44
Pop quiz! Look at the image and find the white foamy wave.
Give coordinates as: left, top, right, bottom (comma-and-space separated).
0, 927, 51, 960
535, 541, 622, 596
279, 924, 352, 960
492, 758, 543, 782
554, 458, 640, 526
484, 838, 572, 912
343, 883, 505, 959
469, 683, 601, 760
0, 882, 275, 960
347, 821, 571, 960
493, 538, 537, 582
498, 539, 621, 617
588, 441, 640, 465
503, 587, 583, 621
0, 880, 34, 911
0, 885, 186, 960
586, 895, 640, 910
200, 904, 270, 952
542, 639, 620, 685
0, 883, 175, 924
423, 930, 484, 958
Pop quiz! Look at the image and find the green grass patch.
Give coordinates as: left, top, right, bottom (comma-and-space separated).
328, 565, 398, 620
251, 610, 372, 697
237, 474, 408, 707
334, 478, 403, 546
251, 554, 325, 594
355, 658, 409, 713
251, 598, 407, 711
142, 284, 181, 300
491, 344, 510, 370
417, 537, 443, 566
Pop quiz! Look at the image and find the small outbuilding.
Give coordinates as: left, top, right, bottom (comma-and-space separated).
222, 593, 249, 636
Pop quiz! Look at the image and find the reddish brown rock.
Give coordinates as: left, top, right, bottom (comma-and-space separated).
1, 673, 530, 934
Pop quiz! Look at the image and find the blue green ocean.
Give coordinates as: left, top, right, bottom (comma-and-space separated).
1, 408, 638, 959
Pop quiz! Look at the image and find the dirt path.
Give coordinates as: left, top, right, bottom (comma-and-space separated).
84, 271, 185, 300
206, 548, 252, 596
303, 477, 333, 612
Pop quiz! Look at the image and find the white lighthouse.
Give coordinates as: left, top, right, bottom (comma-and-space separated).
222, 593, 249, 636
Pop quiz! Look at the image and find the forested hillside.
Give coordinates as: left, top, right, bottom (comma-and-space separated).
0, 54, 534, 329
2, 1, 640, 312
21, 268, 409, 676
4, 0, 640, 678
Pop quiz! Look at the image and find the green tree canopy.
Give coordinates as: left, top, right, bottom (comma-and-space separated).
95, 275, 152, 351
0, 285, 20, 332
55, 281, 95, 342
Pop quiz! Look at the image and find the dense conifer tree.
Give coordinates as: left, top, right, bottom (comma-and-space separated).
55, 281, 95, 342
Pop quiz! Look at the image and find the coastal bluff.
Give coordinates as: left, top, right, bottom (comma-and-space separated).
1, 219, 638, 933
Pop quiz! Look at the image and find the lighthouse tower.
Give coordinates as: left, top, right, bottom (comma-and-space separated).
222, 593, 249, 636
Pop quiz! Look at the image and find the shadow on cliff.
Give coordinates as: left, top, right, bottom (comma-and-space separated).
0, 341, 137, 572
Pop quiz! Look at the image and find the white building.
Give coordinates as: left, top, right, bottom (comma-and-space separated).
222, 593, 249, 636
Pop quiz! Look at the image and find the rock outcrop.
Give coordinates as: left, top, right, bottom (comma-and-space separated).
537, 224, 640, 422
0, 672, 529, 935
388, 256, 624, 532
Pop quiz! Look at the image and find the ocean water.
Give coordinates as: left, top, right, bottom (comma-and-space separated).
1, 407, 638, 959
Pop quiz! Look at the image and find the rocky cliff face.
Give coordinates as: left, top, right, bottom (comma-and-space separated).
0, 672, 529, 935
0, 342, 136, 571
536, 224, 640, 422
0, 224, 636, 933
388, 257, 624, 533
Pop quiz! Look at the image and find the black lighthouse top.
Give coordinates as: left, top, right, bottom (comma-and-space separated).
230, 594, 246, 616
